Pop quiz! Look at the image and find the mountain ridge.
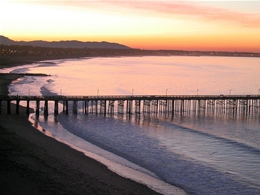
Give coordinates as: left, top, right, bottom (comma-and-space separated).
0, 35, 130, 49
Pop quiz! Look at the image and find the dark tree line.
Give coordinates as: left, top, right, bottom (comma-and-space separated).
1, 44, 259, 68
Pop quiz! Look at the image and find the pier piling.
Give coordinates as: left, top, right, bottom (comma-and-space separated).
36, 100, 40, 116
26, 100, 30, 116
54, 100, 59, 116
16, 100, 19, 115
44, 100, 48, 117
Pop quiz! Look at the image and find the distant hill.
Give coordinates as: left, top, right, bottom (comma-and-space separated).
0, 35, 130, 49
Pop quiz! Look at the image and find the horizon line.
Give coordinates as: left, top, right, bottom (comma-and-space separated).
1, 35, 260, 54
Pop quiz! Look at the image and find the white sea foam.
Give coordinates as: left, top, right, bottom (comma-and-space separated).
29, 113, 186, 195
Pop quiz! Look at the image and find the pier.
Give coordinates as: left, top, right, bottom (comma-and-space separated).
1, 95, 260, 119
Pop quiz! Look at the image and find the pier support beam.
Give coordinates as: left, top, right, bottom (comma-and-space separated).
118, 100, 124, 114
90, 101, 94, 114
54, 100, 59, 116
7, 100, 11, 114
180, 100, 184, 115
171, 99, 175, 116
84, 100, 89, 114
44, 100, 48, 117
108, 100, 114, 115
159, 100, 167, 114
126, 100, 133, 114
100, 100, 106, 116
135, 100, 141, 114
36, 100, 40, 117
151, 100, 158, 114
104, 100, 107, 116
63, 101, 69, 115
63, 101, 65, 113
143, 100, 150, 113
16, 99, 20, 115
73, 100, 77, 114
26, 100, 30, 116
95, 100, 98, 114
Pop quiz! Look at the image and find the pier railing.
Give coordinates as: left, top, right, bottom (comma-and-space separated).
1, 94, 260, 100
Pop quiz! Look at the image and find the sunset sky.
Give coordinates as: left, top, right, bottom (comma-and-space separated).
1, 0, 260, 52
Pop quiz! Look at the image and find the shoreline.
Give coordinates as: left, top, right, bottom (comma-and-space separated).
28, 114, 187, 195
0, 75, 163, 195
0, 63, 186, 194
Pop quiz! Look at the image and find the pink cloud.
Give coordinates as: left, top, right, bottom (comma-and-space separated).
99, 1, 260, 28
32, 1, 260, 28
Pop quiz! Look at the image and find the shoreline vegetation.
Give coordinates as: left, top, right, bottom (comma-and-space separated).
1, 44, 260, 68
0, 72, 50, 76
0, 55, 187, 194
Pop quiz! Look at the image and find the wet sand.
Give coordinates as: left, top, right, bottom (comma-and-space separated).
0, 73, 165, 195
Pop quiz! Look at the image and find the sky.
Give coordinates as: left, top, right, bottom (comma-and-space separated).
0, 0, 260, 52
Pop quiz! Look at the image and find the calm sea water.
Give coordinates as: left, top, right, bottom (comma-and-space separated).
2, 56, 260, 195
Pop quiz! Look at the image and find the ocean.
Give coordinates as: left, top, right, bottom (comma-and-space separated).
2, 56, 260, 195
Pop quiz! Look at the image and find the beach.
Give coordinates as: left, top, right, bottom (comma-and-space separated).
0, 73, 165, 195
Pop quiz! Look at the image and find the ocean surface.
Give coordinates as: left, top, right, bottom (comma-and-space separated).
2, 56, 260, 195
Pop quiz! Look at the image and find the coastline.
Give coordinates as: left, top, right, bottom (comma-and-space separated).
0, 63, 186, 194
0, 74, 163, 194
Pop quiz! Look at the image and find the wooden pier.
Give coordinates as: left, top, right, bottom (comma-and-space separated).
1, 95, 260, 119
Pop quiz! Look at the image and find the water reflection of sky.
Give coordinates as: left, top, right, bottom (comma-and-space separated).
6, 56, 260, 96
4, 56, 260, 194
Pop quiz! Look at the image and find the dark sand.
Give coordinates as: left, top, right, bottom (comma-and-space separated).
0, 73, 162, 195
